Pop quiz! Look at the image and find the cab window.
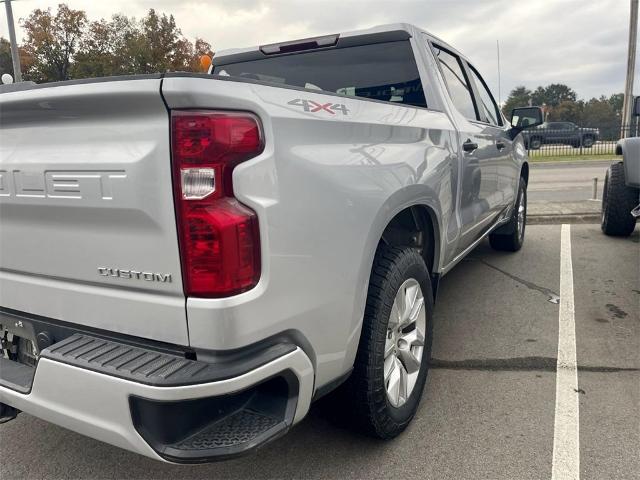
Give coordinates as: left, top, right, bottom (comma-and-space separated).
467, 64, 503, 126
214, 41, 427, 108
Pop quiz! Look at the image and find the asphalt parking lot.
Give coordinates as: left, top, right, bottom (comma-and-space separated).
528, 160, 614, 202
1, 224, 638, 479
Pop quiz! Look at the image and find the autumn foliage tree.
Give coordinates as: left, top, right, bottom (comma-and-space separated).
11, 3, 212, 83
20, 4, 87, 82
0, 38, 12, 76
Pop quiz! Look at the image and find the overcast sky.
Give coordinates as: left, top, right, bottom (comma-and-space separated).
1, 0, 637, 101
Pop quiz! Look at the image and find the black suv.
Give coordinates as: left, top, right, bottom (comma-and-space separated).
523, 121, 599, 149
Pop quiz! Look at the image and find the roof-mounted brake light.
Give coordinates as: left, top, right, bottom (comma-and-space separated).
259, 34, 339, 55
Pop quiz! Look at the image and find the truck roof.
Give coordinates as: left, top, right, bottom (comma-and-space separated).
214, 23, 467, 64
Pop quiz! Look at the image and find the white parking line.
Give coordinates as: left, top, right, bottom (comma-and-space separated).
551, 224, 580, 480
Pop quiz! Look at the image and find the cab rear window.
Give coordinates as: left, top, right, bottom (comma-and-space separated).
213, 41, 427, 108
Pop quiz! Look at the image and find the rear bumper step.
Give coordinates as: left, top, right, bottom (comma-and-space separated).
43, 333, 296, 387
131, 372, 297, 463
0, 357, 34, 394
0, 334, 314, 463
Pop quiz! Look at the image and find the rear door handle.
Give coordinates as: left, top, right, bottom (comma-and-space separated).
496, 141, 506, 151
463, 139, 478, 153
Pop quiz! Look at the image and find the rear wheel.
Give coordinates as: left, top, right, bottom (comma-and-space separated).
601, 162, 637, 236
581, 136, 595, 148
529, 137, 542, 150
345, 246, 433, 439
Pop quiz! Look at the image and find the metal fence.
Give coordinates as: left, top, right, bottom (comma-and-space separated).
524, 120, 638, 158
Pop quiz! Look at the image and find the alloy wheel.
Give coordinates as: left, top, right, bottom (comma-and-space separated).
384, 278, 427, 407
517, 191, 526, 240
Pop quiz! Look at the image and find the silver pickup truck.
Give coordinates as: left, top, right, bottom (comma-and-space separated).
0, 23, 541, 462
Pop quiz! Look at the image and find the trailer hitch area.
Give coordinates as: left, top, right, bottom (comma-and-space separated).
631, 204, 640, 219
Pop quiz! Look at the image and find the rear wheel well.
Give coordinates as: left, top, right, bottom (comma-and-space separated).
380, 206, 437, 276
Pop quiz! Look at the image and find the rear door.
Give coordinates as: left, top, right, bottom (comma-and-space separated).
465, 62, 517, 207
546, 122, 564, 143
562, 122, 579, 144
0, 78, 189, 345
430, 44, 501, 253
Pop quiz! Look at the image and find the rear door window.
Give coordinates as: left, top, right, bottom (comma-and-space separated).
467, 64, 502, 126
213, 41, 428, 108
430, 45, 478, 121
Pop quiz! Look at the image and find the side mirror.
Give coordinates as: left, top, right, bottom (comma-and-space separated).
509, 106, 544, 140
510, 106, 544, 129
634, 96, 640, 117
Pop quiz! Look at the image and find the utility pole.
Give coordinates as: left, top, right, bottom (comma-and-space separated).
2, 0, 22, 82
497, 40, 501, 106
621, 0, 638, 138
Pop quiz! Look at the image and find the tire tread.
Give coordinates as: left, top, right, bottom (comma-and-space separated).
601, 162, 637, 236
346, 246, 432, 439
489, 178, 527, 252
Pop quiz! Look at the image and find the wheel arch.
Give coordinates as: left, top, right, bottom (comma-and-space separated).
341, 191, 443, 383
378, 204, 441, 277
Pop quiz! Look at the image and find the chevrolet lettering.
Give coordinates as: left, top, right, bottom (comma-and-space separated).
0, 170, 126, 200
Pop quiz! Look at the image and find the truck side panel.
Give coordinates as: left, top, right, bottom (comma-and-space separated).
161, 76, 458, 387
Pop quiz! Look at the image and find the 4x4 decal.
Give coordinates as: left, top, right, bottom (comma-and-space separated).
288, 99, 349, 115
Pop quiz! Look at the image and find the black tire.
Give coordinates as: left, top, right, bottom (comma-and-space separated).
529, 137, 542, 150
345, 246, 433, 439
581, 136, 594, 148
601, 162, 637, 236
489, 177, 527, 252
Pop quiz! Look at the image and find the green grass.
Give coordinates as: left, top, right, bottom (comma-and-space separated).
528, 154, 618, 163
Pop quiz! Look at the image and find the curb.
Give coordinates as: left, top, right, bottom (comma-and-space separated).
528, 214, 600, 225
529, 159, 617, 167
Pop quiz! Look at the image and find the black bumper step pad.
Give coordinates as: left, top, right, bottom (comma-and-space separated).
41, 333, 295, 387
172, 409, 282, 451
0, 356, 35, 394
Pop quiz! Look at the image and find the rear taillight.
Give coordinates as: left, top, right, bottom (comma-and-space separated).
171, 110, 264, 297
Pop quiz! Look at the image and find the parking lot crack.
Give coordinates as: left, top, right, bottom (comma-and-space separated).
468, 258, 560, 304
429, 357, 640, 373
430, 356, 557, 372
577, 365, 639, 373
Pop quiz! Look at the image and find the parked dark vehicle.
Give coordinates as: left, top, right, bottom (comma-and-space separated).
523, 121, 599, 150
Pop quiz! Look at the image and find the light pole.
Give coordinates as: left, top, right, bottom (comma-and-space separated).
1, 0, 22, 82
621, 0, 638, 137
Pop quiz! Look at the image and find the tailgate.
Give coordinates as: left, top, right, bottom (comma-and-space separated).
0, 78, 188, 345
